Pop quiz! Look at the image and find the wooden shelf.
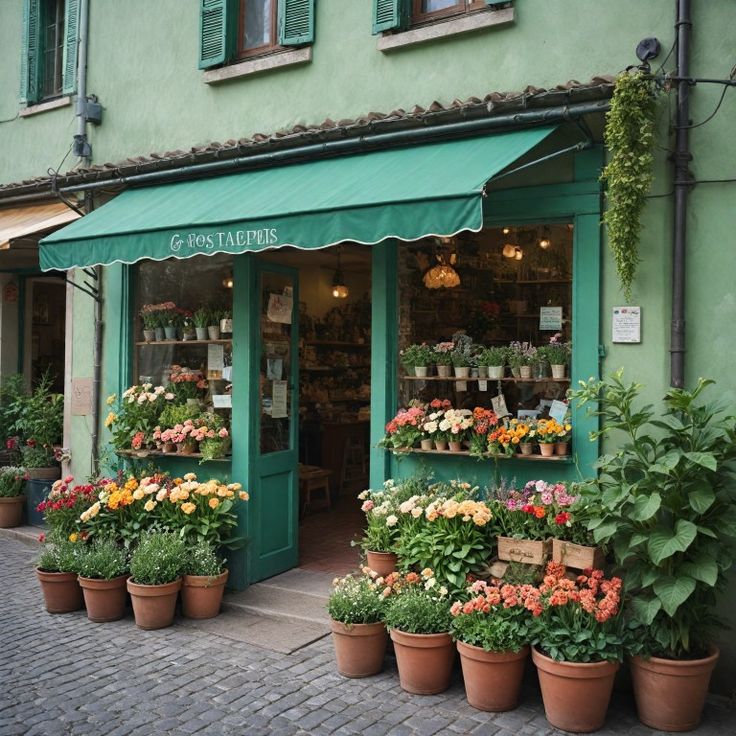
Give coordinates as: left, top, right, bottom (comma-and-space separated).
302, 365, 371, 372
388, 448, 573, 462
135, 339, 232, 346
401, 375, 570, 383
116, 450, 231, 462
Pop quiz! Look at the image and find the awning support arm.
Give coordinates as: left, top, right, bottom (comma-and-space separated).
66, 276, 100, 303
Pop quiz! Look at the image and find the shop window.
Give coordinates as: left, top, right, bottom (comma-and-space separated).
397, 224, 573, 459
199, 0, 315, 69
20, 0, 79, 106
133, 255, 234, 459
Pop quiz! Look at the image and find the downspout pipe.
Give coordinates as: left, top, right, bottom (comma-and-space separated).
671, 0, 691, 388
57, 99, 611, 195
74, 0, 91, 165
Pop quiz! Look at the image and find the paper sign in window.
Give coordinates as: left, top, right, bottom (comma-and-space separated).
271, 380, 288, 418
267, 293, 293, 324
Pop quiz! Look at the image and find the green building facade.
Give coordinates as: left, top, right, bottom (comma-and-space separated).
1, 0, 735, 694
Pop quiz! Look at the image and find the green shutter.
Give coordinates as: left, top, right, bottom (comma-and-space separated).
278, 0, 315, 46
19, 0, 41, 105
372, 0, 408, 35
62, 0, 80, 95
198, 0, 237, 69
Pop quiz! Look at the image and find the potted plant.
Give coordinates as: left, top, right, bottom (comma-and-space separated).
106, 384, 176, 455
550, 498, 605, 571
554, 419, 572, 455
37, 475, 97, 538
327, 571, 388, 678
180, 313, 196, 341
181, 539, 229, 619
439, 408, 473, 452
534, 418, 563, 457
467, 408, 498, 457
0, 466, 27, 528
378, 405, 425, 453
400, 343, 433, 378
36, 534, 84, 613
508, 341, 536, 379
451, 347, 470, 378
161, 305, 179, 340
433, 342, 454, 378
127, 532, 186, 629
357, 486, 401, 576
530, 562, 625, 733
540, 332, 570, 379
192, 307, 210, 341
572, 372, 736, 731
140, 305, 159, 342
477, 346, 507, 380
383, 569, 454, 694
219, 307, 233, 336
207, 307, 222, 340
77, 537, 129, 622
450, 580, 533, 711
507, 418, 533, 455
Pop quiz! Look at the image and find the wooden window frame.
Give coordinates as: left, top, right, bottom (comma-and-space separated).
236, 0, 282, 60
41, 0, 65, 101
411, 0, 487, 27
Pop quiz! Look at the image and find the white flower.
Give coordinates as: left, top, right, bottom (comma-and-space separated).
142, 382, 153, 390
411, 507, 423, 518
357, 490, 369, 501
154, 386, 165, 395
137, 394, 147, 404
164, 392, 175, 400
439, 586, 448, 597
147, 393, 157, 402
386, 515, 398, 527
424, 577, 436, 589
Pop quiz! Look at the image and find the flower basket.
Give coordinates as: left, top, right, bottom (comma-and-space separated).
552, 539, 605, 571
497, 536, 551, 565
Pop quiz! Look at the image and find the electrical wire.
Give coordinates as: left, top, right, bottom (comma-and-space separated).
677, 84, 730, 130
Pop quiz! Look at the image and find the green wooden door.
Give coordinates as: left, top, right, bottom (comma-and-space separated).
247, 260, 300, 581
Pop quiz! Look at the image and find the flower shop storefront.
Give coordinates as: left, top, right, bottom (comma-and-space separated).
38, 126, 604, 590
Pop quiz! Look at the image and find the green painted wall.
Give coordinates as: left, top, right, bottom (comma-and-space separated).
2, 0, 736, 694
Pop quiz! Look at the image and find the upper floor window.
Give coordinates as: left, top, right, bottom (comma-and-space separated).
412, 0, 487, 25
20, 0, 79, 106
199, 0, 314, 70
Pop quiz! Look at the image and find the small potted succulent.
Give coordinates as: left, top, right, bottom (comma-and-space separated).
0, 466, 27, 528
127, 532, 186, 629
181, 539, 229, 620
36, 534, 83, 614
327, 570, 388, 678
77, 537, 129, 622
383, 569, 454, 695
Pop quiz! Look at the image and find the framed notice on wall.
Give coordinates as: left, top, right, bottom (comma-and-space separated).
612, 306, 641, 343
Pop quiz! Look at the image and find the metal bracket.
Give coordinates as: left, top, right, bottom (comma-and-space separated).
66, 275, 100, 303
486, 140, 592, 187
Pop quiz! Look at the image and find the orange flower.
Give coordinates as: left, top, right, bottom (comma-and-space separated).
180, 502, 196, 515
208, 497, 220, 509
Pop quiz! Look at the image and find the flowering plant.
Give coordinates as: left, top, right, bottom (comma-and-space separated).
37, 476, 97, 537
140, 301, 177, 329
356, 478, 418, 554
469, 301, 502, 338
507, 341, 537, 368
531, 418, 566, 444
380, 405, 426, 451
383, 568, 452, 634
540, 333, 571, 366
450, 579, 537, 652
129, 531, 187, 585
167, 365, 208, 402
0, 465, 28, 497
400, 343, 434, 369
469, 407, 499, 455
486, 424, 524, 456
185, 539, 226, 577
439, 408, 473, 442
477, 346, 507, 368
105, 384, 176, 451
433, 341, 455, 366
327, 570, 387, 625
531, 562, 625, 663
492, 480, 579, 540
76, 537, 129, 580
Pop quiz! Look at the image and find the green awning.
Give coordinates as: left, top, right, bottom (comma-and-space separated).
39, 127, 556, 271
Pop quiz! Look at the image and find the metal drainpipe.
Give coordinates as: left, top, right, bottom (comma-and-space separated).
75, 0, 91, 166
671, 0, 691, 388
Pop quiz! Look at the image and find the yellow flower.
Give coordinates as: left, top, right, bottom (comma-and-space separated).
217, 487, 229, 497
104, 412, 116, 428
132, 488, 145, 501
239, 490, 250, 501
68, 532, 78, 543
183, 472, 197, 482
106, 394, 116, 406
144, 499, 156, 512
208, 497, 220, 509
178, 489, 190, 501
181, 502, 196, 515
89, 502, 100, 518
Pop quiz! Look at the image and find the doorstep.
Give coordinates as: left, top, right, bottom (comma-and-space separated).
0, 524, 43, 547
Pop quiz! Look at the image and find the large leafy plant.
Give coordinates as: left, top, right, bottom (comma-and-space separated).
572, 371, 736, 659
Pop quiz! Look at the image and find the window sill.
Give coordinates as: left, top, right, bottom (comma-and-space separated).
203, 47, 312, 84
19, 95, 72, 118
377, 7, 514, 52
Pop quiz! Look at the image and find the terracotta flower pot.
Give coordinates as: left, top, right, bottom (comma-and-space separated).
127, 578, 182, 630
330, 620, 388, 678
78, 574, 128, 622
365, 550, 397, 578
181, 570, 228, 619
390, 629, 455, 694
434, 439, 448, 451
36, 568, 83, 613
630, 647, 719, 732
0, 496, 25, 528
457, 641, 529, 711
532, 647, 619, 733
449, 441, 463, 452
420, 439, 433, 451
519, 443, 533, 456
555, 441, 570, 456
539, 443, 555, 457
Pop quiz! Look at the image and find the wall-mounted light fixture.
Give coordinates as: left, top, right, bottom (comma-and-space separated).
222, 273, 234, 288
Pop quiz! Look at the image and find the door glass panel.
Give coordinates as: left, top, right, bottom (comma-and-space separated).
260, 271, 294, 454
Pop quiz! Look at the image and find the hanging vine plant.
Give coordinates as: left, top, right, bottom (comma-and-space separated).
601, 72, 657, 301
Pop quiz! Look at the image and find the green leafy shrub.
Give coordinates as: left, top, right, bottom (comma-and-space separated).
0, 466, 27, 498
327, 573, 386, 625
77, 538, 128, 580
384, 586, 451, 634
129, 532, 186, 585
37, 536, 82, 573
185, 540, 225, 577
572, 371, 736, 659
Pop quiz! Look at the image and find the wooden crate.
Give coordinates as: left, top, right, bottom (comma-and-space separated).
552, 539, 606, 571
497, 536, 551, 565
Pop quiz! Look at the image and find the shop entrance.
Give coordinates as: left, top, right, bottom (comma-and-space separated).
256, 244, 371, 576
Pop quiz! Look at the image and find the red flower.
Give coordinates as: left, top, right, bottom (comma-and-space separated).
554, 512, 571, 525
38, 532, 45, 543
26, 438, 36, 448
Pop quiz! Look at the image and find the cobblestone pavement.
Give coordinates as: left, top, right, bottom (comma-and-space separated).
1, 538, 735, 736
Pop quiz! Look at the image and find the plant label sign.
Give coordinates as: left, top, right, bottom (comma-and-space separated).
612, 306, 641, 343
539, 306, 562, 331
